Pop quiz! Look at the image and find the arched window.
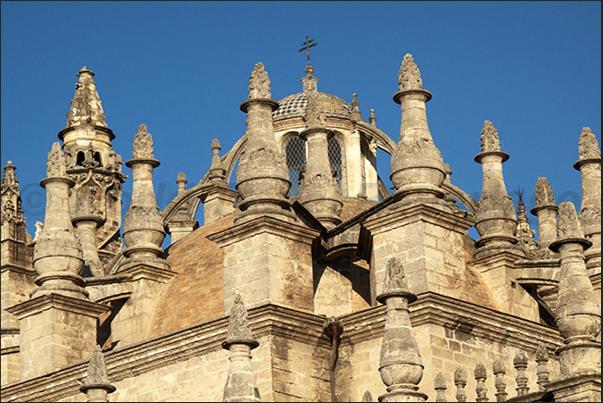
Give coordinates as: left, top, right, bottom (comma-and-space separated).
328, 135, 344, 189
285, 136, 306, 197
76, 151, 85, 166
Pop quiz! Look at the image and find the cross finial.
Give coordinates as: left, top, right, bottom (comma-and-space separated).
298, 35, 318, 65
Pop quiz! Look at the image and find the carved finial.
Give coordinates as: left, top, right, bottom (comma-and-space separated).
513, 350, 529, 396
454, 367, 468, 402
535, 344, 550, 390
46, 142, 68, 179
352, 93, 359, 109
369, 109, 376, 125
474, 362, 487, 379
556, 202, 584, 239
578, 127, 601, 160
535, 177, 555, 206
480, 120, 501, 152
305, 91, 326, 128
398, 54, 423, 91
361, 390, 373, 402
176, 172, 187, 183
248, 62, 271, 99
493, 358, 508, 402
66, 66, 106, 128
225, 294, 257, 346
85, 345, 110, 385
434, 372, 447, 402
211, 138, 221, 151
493, 358, 505, 374
132, 124, 153, 159
383, 257, 407, 294
474, 362, 488, 402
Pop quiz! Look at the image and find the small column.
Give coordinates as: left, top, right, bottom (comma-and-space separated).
299, 90, 343, 229
453, 367, 467, 402
530, 177, 558, 257
80, 345, 116, 402
474, 362, 488, 402
236, 62, 295, 224
377, 258, 427, 402
222, 294, 261, 403
202, 140, 238, 226
434, 372, 447, 402
573, 128, 601, 276
513, 350, 529, 396
6, 143, 109, 379
474, 121, 519, 254
390, 54, 445, 201
492, 358, 508, 402
534, 343, 550, 391
549, 202, 601, 377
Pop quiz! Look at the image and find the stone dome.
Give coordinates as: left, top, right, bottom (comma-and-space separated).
273, 91, 354, 120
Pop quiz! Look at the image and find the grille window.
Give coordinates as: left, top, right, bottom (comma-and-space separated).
328, 136, 343, 187
285, 136, 306, 197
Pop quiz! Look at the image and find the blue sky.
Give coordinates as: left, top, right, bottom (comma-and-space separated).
2, 1, 601, 241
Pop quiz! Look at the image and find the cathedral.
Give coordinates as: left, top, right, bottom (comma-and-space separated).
1, 52, 600, 402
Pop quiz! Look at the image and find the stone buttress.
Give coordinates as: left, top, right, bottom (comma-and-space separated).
112, 124, 176, 345
6, 143, 109, 380
471, 120, 539, 320
209, 62, 320, 314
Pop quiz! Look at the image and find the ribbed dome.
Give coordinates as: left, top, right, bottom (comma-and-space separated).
273, 91, 353, 120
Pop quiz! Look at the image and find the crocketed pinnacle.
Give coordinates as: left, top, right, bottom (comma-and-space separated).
1, 161, 24, 225
248, 62, 271, 99
578, 127, 601, 160
480, 120, 501, 153
556, 202, 585, 240
224, 293, 257, 347
535, 177, 555, 206
305, 91, 327, 129
65, 66, 107, 129
208, 138, 227, 185
85, 345, 110, 385
398, 54, 423, 91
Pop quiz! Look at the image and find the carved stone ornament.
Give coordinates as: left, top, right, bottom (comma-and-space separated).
578, 127, 601, 160
132, 124, 154, 159
248, 62, 271, 99
211, 138, 221, 151
480, 120, 501, 153
383, 257, 408, 294
225, 294, 256, 346
556, 202, 584, 240
304, 90, 326, 129
65, 67, 107, 128
46, 142, 69, 179
85, 345, 110, 385
398, 53, 423, 91
535, 177, 555, 206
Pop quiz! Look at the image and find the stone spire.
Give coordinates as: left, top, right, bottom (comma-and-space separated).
1, 161, 25, 226
350, 93, 364, 122
531, 177, 558, 256
208, 139, 228, 186
377, 258, 426, 402
391, 54, 445, 201
222, 294, 261, 402
298, 90, 343, 229
573, 127, 601, 272
474, 121, 519, 255
514, 188, 536, 254
31, 142, 87, 300
236, 62, 295, 224
121, 124, 166, 263
59, 67, 125, 278
80, 345, 116, 402
549, 202, 601, 377
65, 67, 107, 129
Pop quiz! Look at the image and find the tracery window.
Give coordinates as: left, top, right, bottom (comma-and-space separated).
285, 135, 306, 197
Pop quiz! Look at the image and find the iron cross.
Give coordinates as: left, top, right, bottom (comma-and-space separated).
298, 36, 318, 65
